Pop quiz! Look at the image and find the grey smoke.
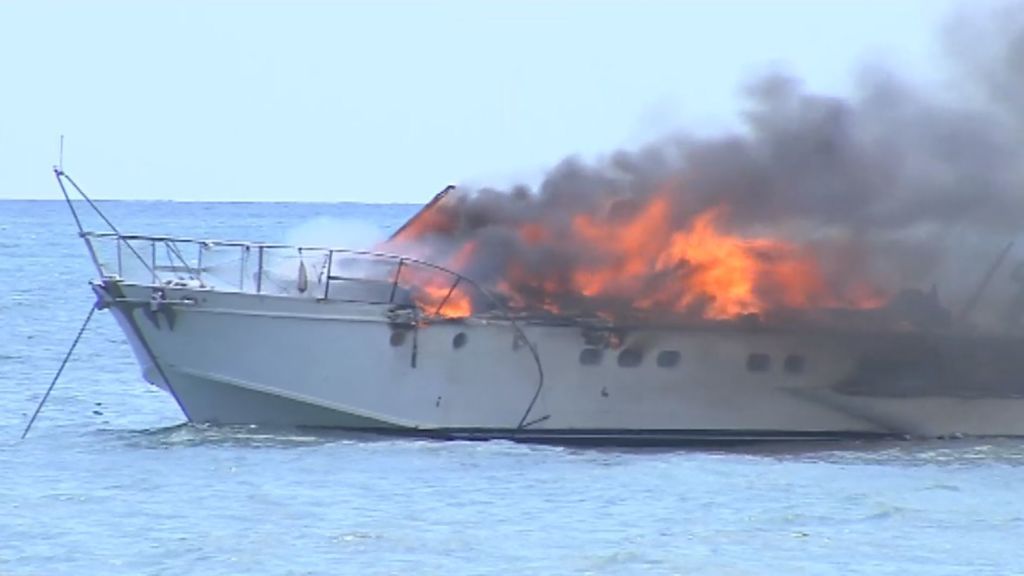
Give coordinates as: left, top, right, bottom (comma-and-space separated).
387, 2, 1024, 329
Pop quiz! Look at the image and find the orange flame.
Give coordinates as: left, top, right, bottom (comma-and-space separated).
649, 206, 823, 317
413, 282, 473, 318
385, 189, 883, 321
567, 197, 878, 318
399, 241, 477, 319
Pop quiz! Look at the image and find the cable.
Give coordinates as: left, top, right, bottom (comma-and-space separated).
21, 306, 96, 440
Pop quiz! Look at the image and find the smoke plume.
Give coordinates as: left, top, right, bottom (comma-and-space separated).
385, 2, 1024, 331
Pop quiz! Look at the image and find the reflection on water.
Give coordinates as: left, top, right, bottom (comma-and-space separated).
101, 421, 1024, 470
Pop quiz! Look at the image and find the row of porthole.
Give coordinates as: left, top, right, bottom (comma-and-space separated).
749, 353, 806, 374
580, 347, 806, 374
393, 331, 807, 375
390, 330, 469, 349
579, 348, 681, 368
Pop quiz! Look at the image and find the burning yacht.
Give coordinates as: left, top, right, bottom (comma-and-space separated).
55, 159, 1024, 443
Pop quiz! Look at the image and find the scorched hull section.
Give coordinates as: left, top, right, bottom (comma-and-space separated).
96, 280, 1024, 443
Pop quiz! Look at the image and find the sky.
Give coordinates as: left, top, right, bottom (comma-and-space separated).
0, 0, 958, 203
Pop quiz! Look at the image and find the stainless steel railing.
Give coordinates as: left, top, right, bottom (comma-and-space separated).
81, 231, 486, 316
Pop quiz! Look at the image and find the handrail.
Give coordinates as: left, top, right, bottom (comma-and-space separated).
82, 230, 466, 277
83, 230, 501, 317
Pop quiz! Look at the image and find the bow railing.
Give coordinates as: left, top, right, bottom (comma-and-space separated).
82, 231, 489, 316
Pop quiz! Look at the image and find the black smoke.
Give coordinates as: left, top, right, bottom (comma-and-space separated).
387, 2, 1024, 331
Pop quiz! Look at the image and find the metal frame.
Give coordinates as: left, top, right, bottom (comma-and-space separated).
81, 230, 473, 307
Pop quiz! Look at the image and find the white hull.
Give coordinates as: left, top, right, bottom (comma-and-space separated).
96, 280, 1024, 443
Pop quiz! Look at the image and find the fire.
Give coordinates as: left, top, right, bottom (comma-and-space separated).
561, 197, 853, 319
394, 240, 477, 319
413, 282, 473, 318
384, 188, 884, 322
647, 205, 828, 317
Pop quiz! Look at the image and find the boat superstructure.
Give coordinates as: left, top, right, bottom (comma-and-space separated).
59, 170, 1024, 444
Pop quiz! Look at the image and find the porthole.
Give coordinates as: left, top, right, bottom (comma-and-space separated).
784, 354, 805, 374
617, 349, 643, 368
656, 350, 681, 368
579, 348, 603, 366
389, 331, 407, 347
746, 353, 771, 372
452, 332, 467, 350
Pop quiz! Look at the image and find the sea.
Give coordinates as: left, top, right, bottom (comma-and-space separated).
1, 199, 1023, 575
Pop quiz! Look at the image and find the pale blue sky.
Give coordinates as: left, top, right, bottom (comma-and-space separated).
1, 0, 956, 203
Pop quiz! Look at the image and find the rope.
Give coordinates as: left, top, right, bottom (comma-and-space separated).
21, 306, 96, 440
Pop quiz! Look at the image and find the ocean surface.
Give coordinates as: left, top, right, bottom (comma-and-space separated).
2, 199, 1024, 575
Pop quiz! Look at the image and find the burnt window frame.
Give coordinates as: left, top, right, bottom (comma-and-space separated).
452, 332, 468, 350
746, 353, 771, 372
617, 348, 644, 368
579, 347, 604, 366
656, 350, 681, 368
783, 354, 805, 374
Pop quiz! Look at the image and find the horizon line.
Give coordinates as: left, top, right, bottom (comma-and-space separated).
0, 197, 424, 206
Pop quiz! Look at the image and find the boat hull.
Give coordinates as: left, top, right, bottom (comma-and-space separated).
97, 280, 1024, 443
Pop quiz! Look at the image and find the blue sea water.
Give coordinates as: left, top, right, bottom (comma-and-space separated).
2, 199, 1024, 575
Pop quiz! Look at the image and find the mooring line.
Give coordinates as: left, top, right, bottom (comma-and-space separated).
21, 306, 96, 440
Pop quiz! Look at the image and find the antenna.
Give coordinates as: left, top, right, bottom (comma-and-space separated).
58, 134, 64, 172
